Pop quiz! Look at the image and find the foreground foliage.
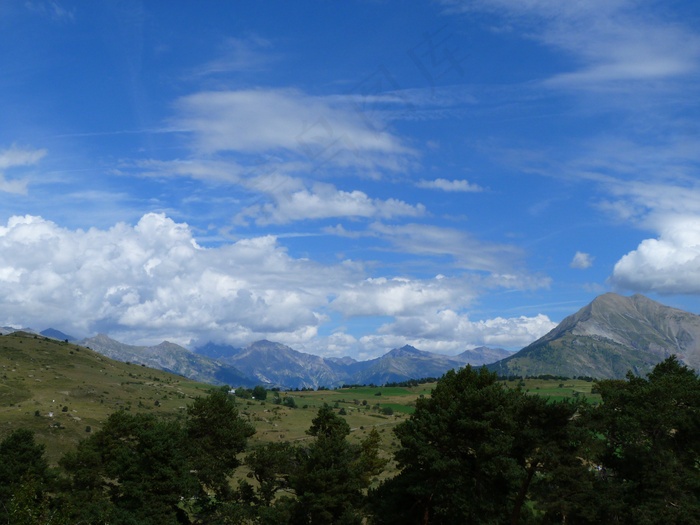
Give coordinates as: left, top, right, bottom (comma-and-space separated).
1, 357, 698, 524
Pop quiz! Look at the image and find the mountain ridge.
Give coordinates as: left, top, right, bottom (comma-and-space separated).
73, 334, 510, 389
80, 334, 256, 387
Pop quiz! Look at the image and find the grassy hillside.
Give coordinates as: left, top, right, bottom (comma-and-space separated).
1, 332, 598, 466
0, 331, 212, 462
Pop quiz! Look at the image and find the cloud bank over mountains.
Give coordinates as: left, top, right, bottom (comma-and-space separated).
0, 212, 554, 358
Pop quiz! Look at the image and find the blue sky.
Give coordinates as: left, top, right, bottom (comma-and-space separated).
1, 0, 700, 359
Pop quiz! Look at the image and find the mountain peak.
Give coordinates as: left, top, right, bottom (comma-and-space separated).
40, 328, 76, 341
388, 345, 423, 357
490, 293, 700, 378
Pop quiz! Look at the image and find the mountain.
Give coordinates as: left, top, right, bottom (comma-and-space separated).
63, 334, 511, 390
489, 293, 700, 378
40, 328, 77, 341
80, 334, 256, 387
197, 341, 511, 389
455, 346, 512, 366
214, 340, 351, 389
352, 345, 463, 385
193, 341, 243, 360
1, 326, 37, 336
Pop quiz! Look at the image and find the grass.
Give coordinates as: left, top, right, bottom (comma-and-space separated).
0, 332, 212, 462
500, 377, 600, 403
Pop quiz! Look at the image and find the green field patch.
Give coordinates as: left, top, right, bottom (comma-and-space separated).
380, 402, 415, 414
343, 386, 413, 397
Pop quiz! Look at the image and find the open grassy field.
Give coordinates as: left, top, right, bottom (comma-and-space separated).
1, 331, 600, 466
0, 331, 212, 462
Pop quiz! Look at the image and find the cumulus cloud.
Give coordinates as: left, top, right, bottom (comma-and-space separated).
0, 213, 357, 346
611, 216, 700, 294
353, 310, 556, 358
0, 213, 551, 356
416, 178, 483, 192
331, 275, 476, 318
570, 251, 593, 269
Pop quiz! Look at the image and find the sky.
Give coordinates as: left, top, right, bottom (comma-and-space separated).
1, 1, 700, 360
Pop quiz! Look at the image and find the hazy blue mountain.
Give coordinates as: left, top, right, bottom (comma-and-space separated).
352, 345, 470, 386
489, 293, 700, 379
194, 341, 243, 360
214, 340, 349, 389
80, 334, 255, 387
454, 346, 512, 366
192, 341, 510, 389
40, 328, 77, 341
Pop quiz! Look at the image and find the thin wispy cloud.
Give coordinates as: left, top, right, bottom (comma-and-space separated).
417, 178, 484, 192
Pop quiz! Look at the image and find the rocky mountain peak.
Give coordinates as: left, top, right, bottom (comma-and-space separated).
490, 293, 700, 378
388, 345, 423, 357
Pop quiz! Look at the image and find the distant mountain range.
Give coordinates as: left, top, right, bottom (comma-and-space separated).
8, 293, 700, 387
79, 334, 257, 387
489, 293, 700, 378
12, 325, 504, 389
79, 336, 511, 389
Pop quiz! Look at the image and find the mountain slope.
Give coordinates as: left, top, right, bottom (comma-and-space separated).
0, 331, 211, 462
489, 293, 700, 378
80, 334, 255, 387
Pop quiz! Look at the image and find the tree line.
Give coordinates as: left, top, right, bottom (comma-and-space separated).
1, 356, 699, 524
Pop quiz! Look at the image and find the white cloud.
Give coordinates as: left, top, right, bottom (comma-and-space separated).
416, 178, 484, 192
354, 310, 556, 357
371, 222, 524, 273
0, 145, 47, 169
0, 145, 46, 195
331, 275, 476, 318
24, 1, 75, 22
239, 181, 426, 225
0, 211, 548, 357
135, 158, 245, 184
0, 213, 549, 356
570, 251, 593, 269
173, 88, 413, 172
194, 35, 276, 76
0, 176, 28, 194
444, 0, 700, 88
611, 216, 700, 294
0, 213, 356, 346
